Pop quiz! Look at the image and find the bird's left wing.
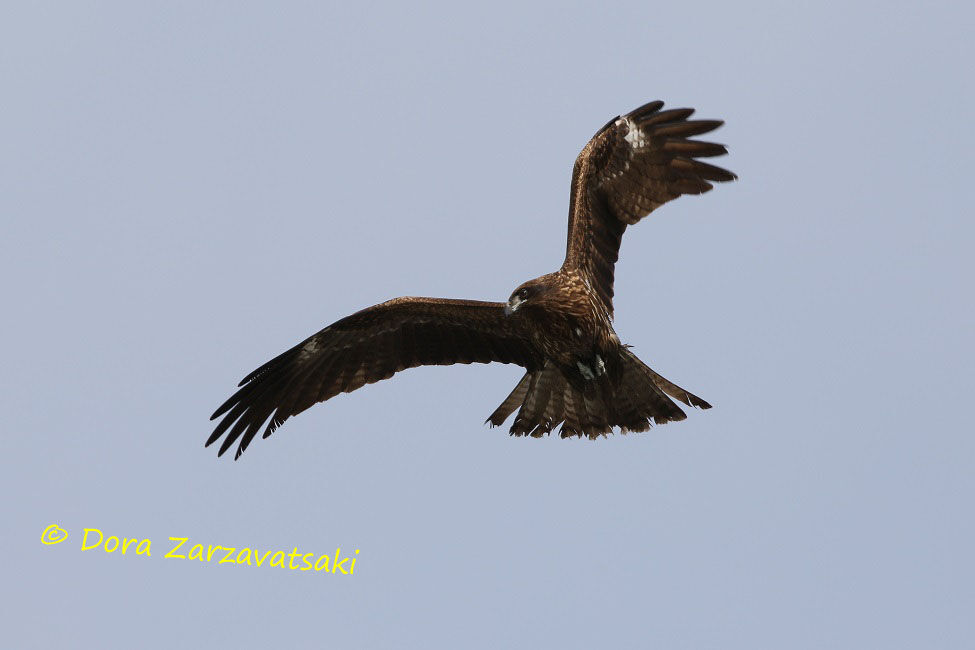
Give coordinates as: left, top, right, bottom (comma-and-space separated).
562, 100, 737, 315
208, 297, 541, 459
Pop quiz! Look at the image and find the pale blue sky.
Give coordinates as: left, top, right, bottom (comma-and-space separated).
3, 1, 973, 648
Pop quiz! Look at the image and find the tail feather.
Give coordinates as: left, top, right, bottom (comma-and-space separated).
542, 381, 566, 434
486, 373, 531, 426
488, 349, 708, 439
583, 387, 612, 436
511, 363, 560, 436
623, 347, 712, 409
510, 372, 543, 435
521, 371, 550, 422
559, 382, 582, 438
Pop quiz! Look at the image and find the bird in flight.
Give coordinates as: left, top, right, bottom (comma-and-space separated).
208, 99, 736, 459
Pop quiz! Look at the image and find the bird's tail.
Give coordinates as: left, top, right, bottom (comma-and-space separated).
486, 348, 710, 438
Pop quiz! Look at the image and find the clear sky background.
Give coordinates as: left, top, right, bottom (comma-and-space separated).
3, 1, 973, 648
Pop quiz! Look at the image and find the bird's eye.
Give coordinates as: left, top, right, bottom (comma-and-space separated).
518, 288, 530, 299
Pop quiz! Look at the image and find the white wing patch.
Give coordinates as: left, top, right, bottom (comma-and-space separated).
622, 117, 646, 149
299, 334, 324, 359
602, 118, 640, 181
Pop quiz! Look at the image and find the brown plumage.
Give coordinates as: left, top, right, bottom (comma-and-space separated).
208, 99, 736, 458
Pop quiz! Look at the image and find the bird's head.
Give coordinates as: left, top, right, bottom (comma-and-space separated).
504, 277, 550, 316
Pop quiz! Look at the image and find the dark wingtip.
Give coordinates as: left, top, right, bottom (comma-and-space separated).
629, 99, 665, 118
204, 425, 225, 447
217, 432, 236, 458
638, 107, 695, 126
653, 119, 725, 138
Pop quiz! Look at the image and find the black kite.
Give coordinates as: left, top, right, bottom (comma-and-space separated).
208, 100, 736, 458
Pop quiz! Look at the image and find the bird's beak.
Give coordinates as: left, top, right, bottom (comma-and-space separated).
504, 297, 522, 317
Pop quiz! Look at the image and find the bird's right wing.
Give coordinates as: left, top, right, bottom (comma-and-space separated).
208, 297, 541, 459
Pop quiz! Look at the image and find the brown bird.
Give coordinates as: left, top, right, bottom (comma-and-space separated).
208, 99, 736, 459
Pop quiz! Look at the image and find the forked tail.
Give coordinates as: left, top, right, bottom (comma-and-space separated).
486, 348, 710, 439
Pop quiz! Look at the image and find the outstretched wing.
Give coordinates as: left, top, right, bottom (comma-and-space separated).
208, 297, 541, 459
563, 100, 736, 314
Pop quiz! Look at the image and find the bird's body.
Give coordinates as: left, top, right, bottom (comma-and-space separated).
508, 268, 618, 384
208, 99, 736, 458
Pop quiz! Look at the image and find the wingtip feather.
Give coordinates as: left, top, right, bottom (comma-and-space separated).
629, 99, 665, 118
652, 119, 724, 138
